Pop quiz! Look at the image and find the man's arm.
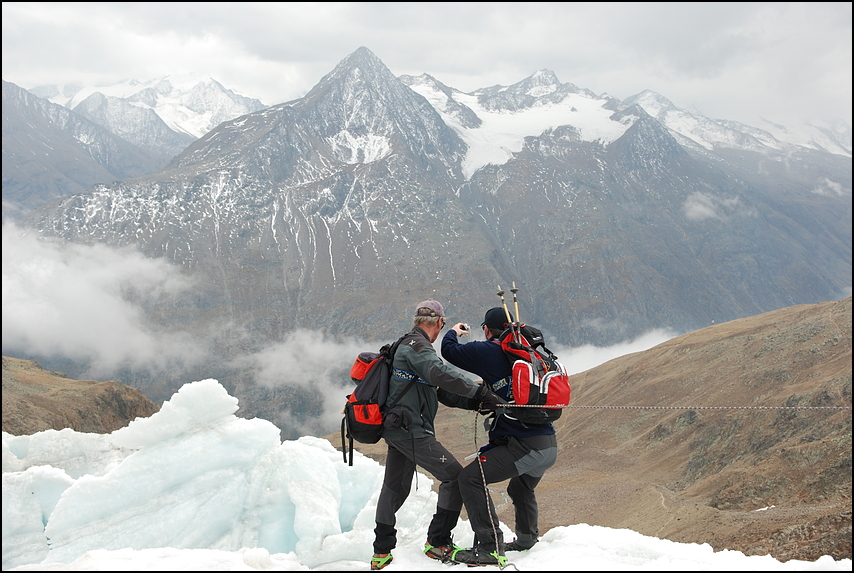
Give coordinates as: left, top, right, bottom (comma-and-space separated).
401, 338, 481, 398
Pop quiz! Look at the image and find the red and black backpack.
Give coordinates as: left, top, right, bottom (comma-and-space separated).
341, 335, 415, 465
497, 323, 571, 424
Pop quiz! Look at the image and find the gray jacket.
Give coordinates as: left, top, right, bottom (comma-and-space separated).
383, 326, 480, 440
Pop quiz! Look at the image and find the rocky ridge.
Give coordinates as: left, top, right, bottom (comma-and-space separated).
2, 356, 159, 435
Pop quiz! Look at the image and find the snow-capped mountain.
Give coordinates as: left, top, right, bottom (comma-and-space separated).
31, 74, 268, 140
4, 75, 270, 221
15, 48, 852, 409
624, 89, 852, 157
401, 70, 635, 178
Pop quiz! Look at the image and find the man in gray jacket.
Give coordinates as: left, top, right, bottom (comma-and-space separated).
371, 300, 504, 571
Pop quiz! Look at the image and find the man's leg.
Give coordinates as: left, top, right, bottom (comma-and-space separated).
507, 434, 557, 548
386, 436, 464, 547
373, 443, 416, 554
507, 473, 541, 548
458, 443, 522, 553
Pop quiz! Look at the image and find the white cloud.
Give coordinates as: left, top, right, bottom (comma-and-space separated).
231, 329, 369, 434
1, 223, 207, 376
683, 192, 756, 221
235, 329, 365, 391
684, 192, 721, 221
811, 177, 848, 197
551, 328, 679, 376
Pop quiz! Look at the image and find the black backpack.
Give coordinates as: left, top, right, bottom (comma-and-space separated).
497, 323, 571, 425
340, 336, 417, 465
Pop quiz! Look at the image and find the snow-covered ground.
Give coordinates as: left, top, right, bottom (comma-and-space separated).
3, 379, 849, 571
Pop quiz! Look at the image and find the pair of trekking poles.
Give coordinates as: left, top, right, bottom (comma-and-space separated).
498, 282, 522, 345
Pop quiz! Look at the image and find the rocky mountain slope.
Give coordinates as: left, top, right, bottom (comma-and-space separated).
329, 297, 852, 561
2, 80, 166, 222
4, 75, 268, 223
2, 356, 159, 435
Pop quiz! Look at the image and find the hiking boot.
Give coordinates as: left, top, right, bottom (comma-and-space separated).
505, 539, 536, 552
371, 553, 393, 570
451, 547, 508, 567
424, 541, 462, 562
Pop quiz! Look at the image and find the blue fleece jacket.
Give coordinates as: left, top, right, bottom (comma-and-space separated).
441, 330, 554, 439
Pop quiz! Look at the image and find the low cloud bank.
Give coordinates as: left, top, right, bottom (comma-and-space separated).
551, 328, 679, 376
2, 223, 207, 377
3, 222, 681, 435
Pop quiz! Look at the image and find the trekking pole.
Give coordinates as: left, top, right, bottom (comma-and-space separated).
510, 282, 520, 323
497, 286, 512, 323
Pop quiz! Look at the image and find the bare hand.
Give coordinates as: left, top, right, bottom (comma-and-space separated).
453, 322, 469, 336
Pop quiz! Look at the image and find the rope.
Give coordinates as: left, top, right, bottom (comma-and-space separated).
507, 404, 851, 410
570, 405, 850, 410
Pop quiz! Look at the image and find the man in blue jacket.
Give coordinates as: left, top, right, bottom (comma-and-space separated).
441, 307, 559, 567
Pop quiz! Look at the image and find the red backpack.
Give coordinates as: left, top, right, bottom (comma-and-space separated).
497, 323, 571, 424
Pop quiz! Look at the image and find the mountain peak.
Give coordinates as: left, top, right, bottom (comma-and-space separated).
529, 69, 560, 86
320, 46, 390, 82
291, 48, 391, 116
623, 90, 678, 119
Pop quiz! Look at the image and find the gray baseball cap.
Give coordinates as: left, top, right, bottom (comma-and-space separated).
415, 300, 445, 317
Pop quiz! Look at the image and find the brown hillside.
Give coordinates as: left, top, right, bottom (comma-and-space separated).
2, 357, 159, 435
327, 297, 852, 562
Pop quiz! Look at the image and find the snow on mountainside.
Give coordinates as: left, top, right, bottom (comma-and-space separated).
625, 90, 852, 157
1, 79, 167, 222
30, 74, 268, 140
403, 72, 851, 182
402, 70, 635, 179
751, 116, 852, 157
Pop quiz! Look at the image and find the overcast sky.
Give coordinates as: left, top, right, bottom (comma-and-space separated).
2, 2, 851, 128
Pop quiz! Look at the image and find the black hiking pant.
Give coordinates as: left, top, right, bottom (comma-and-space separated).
458, 433, 558, 552
373, 435, 464, 554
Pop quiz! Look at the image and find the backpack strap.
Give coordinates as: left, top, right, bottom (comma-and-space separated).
341, 416, 355, 466
386, 379, 417, 410
385, 334, 420, 409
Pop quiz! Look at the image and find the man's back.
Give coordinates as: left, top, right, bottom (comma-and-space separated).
441, 329, 554, 439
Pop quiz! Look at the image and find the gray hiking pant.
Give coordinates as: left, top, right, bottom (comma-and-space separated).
458, 433, 558, 552
373, 435, 464, 553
